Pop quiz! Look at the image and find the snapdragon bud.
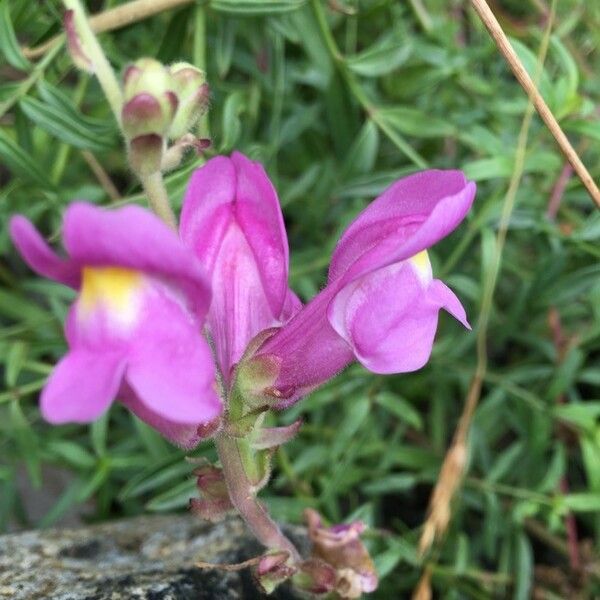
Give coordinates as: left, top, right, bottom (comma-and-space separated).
121, 59, 178, 175
121, 59, 178, 138
168, 62, 210, 139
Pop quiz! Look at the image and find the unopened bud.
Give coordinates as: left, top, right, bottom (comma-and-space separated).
168, 62, 210, 139
123, 59, 174, 101
304, 509, 378, 597
121, 59, 178, 140
293, 559, 337, 595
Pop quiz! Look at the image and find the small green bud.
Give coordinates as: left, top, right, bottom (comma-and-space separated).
121, 59, 178, 139
168, 62, 210, 139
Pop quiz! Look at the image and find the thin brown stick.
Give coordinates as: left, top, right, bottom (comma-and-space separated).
470, 0, 600, 209
81, 150, 121, 202
23, 0, 194, 59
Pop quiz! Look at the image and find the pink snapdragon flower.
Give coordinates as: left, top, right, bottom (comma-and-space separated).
9, 203, 221, 446
180, 152, 300, 385
251, 169, 476, 404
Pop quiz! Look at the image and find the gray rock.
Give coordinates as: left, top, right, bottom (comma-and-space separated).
0, 514, 304, 599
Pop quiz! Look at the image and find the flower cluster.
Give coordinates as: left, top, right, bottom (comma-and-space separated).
11, 153, 474, 443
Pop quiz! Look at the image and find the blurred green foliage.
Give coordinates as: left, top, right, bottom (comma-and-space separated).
1, 0, 600, 597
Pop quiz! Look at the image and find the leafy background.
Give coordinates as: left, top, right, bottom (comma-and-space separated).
1, 0, 600, 597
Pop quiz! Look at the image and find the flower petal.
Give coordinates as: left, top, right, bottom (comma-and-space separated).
125, 284, 221, 425
63, 202, 211, 319
208, 221, 276, 380
328, 261, 468, 374
231, 152, 289, 316
119, 385, 205, 450
41, 350, 125, 423
9, 216, 80, 288
180, 155, 236, 272
329, 170, 476, 284
180, 153, 289, 317
430, 279, 471, 329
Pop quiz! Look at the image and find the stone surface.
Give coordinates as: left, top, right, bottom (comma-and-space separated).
0, 514, 305, 599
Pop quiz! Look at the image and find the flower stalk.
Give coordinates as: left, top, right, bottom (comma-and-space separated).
215, 433, 301, 562
140, 171, 177, 230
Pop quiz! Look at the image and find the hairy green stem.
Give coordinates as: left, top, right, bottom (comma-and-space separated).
215, 434, 301, 562
140, 172, 178, 230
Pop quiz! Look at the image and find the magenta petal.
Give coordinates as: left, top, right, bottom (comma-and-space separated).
230, 152, 289, 316
9, 216, 80, 288
41, 350, 125, 423
63, 202, 211, 319
180, 153, 289, 317
119, 386, 204, 450
180, 156, 237, 272
280, 289, 302, 322
181, 153, 292, 378
126, 285, 221, 425
328, 262, 469, 374
328, 263, 437, 374
430, 279, 471, 329
208, 222, 275, 379
329, 170, 476, 283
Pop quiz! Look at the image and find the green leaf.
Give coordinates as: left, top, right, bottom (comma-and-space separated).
5, 341, 28, 387
9, 400, 41, 487
48, 440, 96, 470
375, 392, 423, 431
341, 120, 379, 177
146, 479, 196, 511
219, 90, 246, 152
19, 95, 114, 151
119, 459, 192, 501
346, 36, 412, 77
488, 442, 524, 482
90, 412, 109, 457
377, 106, 455, 138
553, 402, 600, 432
562, 493, 600, 513
0, 129, 52, 187
513, 531, 533, 600
0, 1, 31, 71
362, 474, 417, 494
210, 0, 307, 15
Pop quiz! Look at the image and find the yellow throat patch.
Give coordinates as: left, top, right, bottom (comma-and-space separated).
79, 267, 142, 316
